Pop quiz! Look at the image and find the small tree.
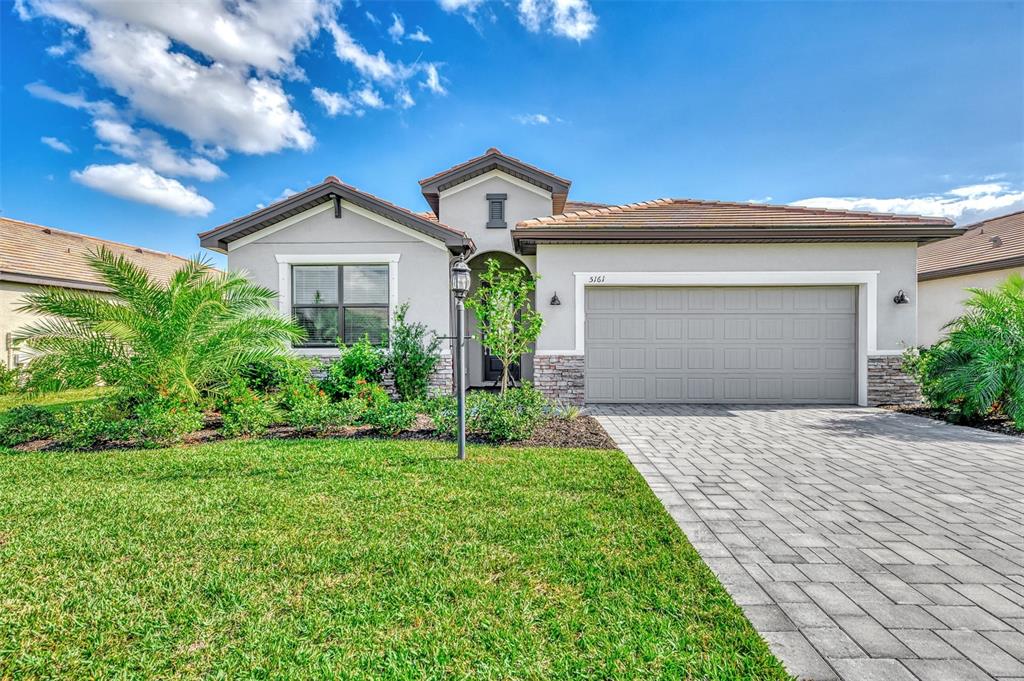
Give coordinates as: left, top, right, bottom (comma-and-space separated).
466, 259, 542, 393
388, 302, 442, 401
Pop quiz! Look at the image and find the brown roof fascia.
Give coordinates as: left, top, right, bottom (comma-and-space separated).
918, 254, 1024, 282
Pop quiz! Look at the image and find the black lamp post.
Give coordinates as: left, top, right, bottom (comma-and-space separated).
450, 259, 471, 460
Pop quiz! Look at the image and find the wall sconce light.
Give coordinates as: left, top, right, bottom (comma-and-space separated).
893, 289, 910, 305
550, 292, 561, 306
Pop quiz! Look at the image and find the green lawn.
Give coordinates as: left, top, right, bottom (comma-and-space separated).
0, 439, 789, 680
0, 386, 111, 412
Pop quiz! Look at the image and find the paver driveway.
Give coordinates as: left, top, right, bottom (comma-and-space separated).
594, 405, 1024, 681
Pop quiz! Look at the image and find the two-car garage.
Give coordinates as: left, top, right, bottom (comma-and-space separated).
584, 286, 858, 404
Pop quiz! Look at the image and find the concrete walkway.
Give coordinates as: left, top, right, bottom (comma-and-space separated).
594, 405, 1024, 681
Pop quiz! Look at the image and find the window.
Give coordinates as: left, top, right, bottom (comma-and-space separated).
292, 264, 389, 347
486, 193, 507, 228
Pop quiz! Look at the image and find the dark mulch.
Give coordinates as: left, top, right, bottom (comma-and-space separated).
516, 415, 617, 449
883, 405, 1024, 439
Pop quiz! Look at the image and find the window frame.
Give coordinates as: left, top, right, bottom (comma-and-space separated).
486, 193, 507, 229
291, 263, 391, 348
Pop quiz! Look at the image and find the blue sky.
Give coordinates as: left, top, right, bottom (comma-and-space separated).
3, 0, 1022, 266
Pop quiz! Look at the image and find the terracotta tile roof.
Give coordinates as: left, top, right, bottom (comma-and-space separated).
517, 197, 954, 229
418, 147, 571, 188
0, 216, 194, 292
918, 210, 1024, 280
561, 200, 609, 213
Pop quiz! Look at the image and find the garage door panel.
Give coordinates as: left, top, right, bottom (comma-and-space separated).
585, 286, 856, 404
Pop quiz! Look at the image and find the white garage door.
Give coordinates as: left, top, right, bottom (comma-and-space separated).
585, 286, 857, 404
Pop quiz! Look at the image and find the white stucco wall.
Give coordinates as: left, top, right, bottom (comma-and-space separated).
917, 266, 1022, 346
438, 172, 552, 260
0, 282, 39, 368
533, 242, 920, 353
226, 201, 453, 354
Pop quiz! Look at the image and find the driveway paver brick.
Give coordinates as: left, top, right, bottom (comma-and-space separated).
594, 405, 1024, 681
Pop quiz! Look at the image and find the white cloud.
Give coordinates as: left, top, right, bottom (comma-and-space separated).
19, 2, 315, 155
256, 186, 297, 209
46, 40, 74, 56
25, 81, 116, 119
71, 163, 214, 216
328, 21, 399, 82
41, 136, 72, 153
92, 119, 224, 181
387, 13, 405, 43
514, 113, 550, 125
421, 63, 446, 95
407, 27, 432, 43
311, 86, 356, 117
355, 85, 385, 109
518, 0, 597, 41
397, 89, 415, 109
791, 182, 1024, 225
438, 0, 485, 11
365, 10, 380, 25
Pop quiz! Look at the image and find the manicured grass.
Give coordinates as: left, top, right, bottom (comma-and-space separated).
0, 387, 111, 412
0, 439, 789, 679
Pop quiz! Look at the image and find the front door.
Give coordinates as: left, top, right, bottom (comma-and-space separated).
483, 344, 521, 385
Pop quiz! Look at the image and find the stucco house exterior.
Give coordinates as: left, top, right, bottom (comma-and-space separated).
199, 148, 957, 406
917, 210, 1024, 346
0, 216, 193, 369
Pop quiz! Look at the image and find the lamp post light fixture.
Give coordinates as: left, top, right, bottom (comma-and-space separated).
450, 259, 471, 460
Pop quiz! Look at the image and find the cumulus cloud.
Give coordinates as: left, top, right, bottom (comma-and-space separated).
421, 64, 447, 95
791, 182, 1024, 225
518, 0, 597, 40
25, 81, 116, 119
387, 13, 405, 43
407, 27, 432, 43
256, 187, 297, 209
41, 136, 72, 153
514, 113, 551, 125
311, 87, 357, 117
355, 85, 385, 109
72, 163, 214, 216
92, 119, 224, 181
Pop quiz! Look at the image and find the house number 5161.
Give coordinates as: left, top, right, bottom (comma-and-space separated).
588, 275, 606, 283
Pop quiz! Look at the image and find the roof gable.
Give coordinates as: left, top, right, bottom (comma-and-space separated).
419, 148, 572, 215
918, 210, 1024, 280
199, 177, 473, 254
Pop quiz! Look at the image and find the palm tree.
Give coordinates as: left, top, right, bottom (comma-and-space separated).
16, 247, 304, 401
929, 273, 1024, 427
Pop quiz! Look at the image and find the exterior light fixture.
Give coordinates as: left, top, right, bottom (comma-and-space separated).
450, 259, 471, 460
893, 289, 910, 305
550, 292, 561, 306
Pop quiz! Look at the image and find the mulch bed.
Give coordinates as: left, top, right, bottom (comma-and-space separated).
10, 414, 618, 452
882, 405, 1024, 439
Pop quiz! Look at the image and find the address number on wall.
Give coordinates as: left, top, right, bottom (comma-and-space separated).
588, 275, 606, 283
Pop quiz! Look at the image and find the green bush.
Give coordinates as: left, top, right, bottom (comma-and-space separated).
54, 400, 134, 450
284, 387, 365, 434
362, 399, 417, 435
427, 395, 458, 437
241, 355, 318, 393
429, 386, 549, 442
0, 365, 21, 395
21, 353, 98, 393
387, 303, 441, 401
905, 274, 1024, 428
0, 405, 60, 447
321, 336, 386, 400
218, 376, 278, 438
134, 398, 206, 448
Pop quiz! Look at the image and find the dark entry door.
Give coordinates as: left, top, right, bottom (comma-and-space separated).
483, 344, 521, 384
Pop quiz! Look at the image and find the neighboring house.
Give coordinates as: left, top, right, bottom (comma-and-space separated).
0, 216, 192, 368
199, 148, 958, 406
917, 210, 1024, 346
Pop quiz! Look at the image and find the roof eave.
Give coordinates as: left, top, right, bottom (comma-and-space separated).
918, 254, 1024, 282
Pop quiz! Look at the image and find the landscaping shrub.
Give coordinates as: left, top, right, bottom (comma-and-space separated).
362, 399, 417, 435
904, 274, 1024, 428
16, 246, 303, 404
54, 400, 134, 450
21, 353, 98, 393
283, 382, 365, 434
0, 405, 59, 447
218, 376, 279, 438
356, 382, 390, 410
0, 365, 21, 395
429, 386, 549, 442
426, 395, 458, 438
134, 398, 206, 448
387, 303, 441, 401
321, 336, 386, 400
241, 355, 318, 393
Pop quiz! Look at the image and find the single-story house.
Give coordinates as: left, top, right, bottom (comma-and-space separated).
199, 148, 958, 406
917, 209, 1023, 346
0, 216, 192, 369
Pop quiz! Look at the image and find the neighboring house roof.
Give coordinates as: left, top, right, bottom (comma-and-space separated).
419, 147, 573, 216
199, 176, 474, 255
918, 210, 1024, 281
561, 200, 609, 213
512, 198, 957, 254
0, 216, 193, 292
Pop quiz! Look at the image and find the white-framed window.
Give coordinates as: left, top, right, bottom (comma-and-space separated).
275, 254, 400, 350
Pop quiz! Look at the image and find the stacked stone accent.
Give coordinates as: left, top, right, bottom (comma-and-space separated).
534, 354, 585, 405
428, 354, 454, 396
867, 354, 921, 406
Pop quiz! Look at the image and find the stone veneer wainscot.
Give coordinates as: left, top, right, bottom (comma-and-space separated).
534, 354, 585, 405
867, 355, 921, 406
